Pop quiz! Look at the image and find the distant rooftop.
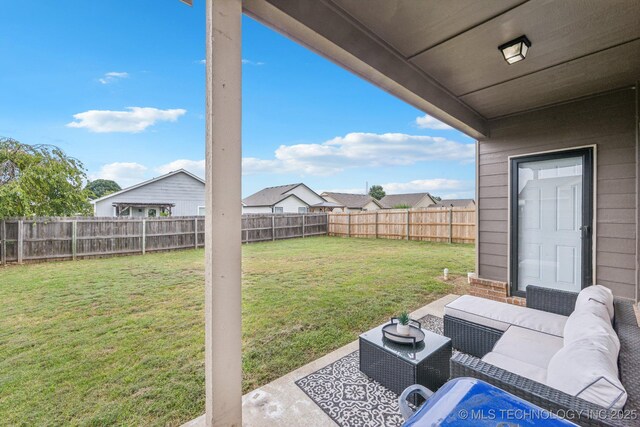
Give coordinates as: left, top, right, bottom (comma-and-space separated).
432, 199, 475, 208
321, 192, 380, 209
380, 192, 433, 208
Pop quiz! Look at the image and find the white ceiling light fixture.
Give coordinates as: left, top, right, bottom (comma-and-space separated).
498, 35, 531, 64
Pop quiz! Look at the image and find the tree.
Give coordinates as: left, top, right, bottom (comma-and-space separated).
392, 204, 411, 209
432, 195, 442, 202
0, 138, 92, 217
86, 179, 121, 200
368, 184, 385, 200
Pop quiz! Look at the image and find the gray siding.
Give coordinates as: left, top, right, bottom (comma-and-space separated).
477, 89, 637, 299
94, 172, 205, 217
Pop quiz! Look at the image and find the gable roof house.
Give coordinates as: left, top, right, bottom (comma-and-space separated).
91, 169, 205, 217
321, 192, 383, 212
379, 192, 436, 209
432, 199, 476, 209
242, 183, 326, 214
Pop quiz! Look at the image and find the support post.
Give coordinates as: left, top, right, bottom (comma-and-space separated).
1, 220, 6, 266
72, 220, 77, 260
325, 213, 329, 235
406, 210, 410, 241
194, 217, 198, 248
375, 211, 379, 239
302, 214, 305, 238
271, 215, 275, 241
17, 220, 23, 264
347, 213, 351, 238
141, 219, 146, 255
205, 0, 243, 425
448, 207, 453, 244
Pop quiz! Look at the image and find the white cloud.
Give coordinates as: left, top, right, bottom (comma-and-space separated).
415, 114, 453, 130
156, 159, 205, 177
382, 179, 467, 193
99, 71, 129, 84
242, 59, 265, 66
66, 107, 186, 133
242, 132, 474, 175
91, 162, 147, 188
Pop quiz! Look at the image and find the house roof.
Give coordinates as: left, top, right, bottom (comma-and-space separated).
310, 201, 344, 208
111, 202, 176, 207
380, 193, 433, 208
242, 183, 323, 207
321, 192, 382, 209
432, 199, 476, 208
91, 169, 205, 204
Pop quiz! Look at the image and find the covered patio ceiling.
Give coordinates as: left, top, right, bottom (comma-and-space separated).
244, 0, 640, 138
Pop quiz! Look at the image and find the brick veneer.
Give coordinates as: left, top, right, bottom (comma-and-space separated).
469, 277, 526, 306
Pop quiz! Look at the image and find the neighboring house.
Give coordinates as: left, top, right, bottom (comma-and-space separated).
92, 169, 205, 217
432, 199, 476, 209
379, 192, 436, 209
242, 183, 326, 214
321, 192, 383, 212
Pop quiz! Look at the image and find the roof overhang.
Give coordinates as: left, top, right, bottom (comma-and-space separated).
244, 0, 640, 139
112, 202, 176, 207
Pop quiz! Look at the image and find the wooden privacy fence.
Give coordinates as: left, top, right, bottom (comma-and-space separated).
0, 213, 328, 265
328, 208, 475, 243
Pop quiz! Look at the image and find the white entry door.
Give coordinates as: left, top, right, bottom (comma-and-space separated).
513, 150, 593, 294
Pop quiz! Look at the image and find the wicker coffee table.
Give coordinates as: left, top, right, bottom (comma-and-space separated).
359, 322, 452, 400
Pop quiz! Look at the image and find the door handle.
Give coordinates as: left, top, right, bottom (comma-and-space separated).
579, 225, 591, 235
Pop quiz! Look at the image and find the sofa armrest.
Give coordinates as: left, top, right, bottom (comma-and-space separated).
450, 352, 630, 427
526, 285, 577, 316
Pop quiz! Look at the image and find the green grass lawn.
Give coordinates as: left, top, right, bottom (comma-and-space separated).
0, 236, 474, 426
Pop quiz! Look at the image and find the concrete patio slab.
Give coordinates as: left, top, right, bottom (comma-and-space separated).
182, 294, 459, 427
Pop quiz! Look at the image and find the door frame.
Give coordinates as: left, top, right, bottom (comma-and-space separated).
508, 146, 595, 297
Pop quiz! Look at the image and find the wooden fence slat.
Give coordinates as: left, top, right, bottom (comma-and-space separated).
1, 220, 5, 266
17, 220, 23, 264
327, 207, 475, 243
0, 213, 328, 264
72, 220, 77, 260
141, 219, 146, 255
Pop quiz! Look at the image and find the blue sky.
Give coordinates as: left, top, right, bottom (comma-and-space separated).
0, 1, 475, 199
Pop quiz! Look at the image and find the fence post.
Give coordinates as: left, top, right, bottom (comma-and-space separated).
302, 214, 305, 238
271, 215, 275, 241
72, 220, 77, 261
406, 210, 410, 241
1, 220, 5, 266
347, 213, 351, 238
375, 211, 378, 239
448, 207, 453, 244
194, 217, 198, 248
325, 213, 329, 235
17, 219, 23, 264
141, 219, 146, 254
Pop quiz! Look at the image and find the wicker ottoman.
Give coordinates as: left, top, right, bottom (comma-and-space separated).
359, 323, 452, 402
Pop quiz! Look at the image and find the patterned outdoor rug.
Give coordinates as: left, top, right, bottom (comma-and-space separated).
295, 314, 444, 427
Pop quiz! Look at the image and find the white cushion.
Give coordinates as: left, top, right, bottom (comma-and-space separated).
444, 295, 568, 337
492, 326, 564, 369
547, 336, 626, 410
482, 351, 547, 384
564, 310, 620, 366
576, 285, 614, 322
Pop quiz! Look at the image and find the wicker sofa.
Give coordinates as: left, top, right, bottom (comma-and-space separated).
444, 286, 640, 427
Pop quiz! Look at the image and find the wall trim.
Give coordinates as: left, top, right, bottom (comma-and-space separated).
635, 82, 639, 303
